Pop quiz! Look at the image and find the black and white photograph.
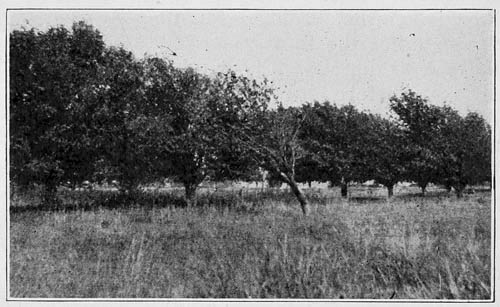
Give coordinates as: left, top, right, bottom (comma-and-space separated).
3, 3, 496, 303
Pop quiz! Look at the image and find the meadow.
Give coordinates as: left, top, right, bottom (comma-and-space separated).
9, 184, 492, 299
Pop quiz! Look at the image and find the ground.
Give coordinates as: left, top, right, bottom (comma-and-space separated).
9, 184, 491, 299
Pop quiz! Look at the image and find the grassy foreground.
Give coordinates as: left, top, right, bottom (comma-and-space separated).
9, 187, 491, 299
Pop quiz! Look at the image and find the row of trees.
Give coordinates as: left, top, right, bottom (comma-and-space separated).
299, 94, 491, 199
10, 22, 491, 215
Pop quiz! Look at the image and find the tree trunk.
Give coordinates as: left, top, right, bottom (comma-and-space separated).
117, 183, 140, 206
445, 185, 452, 193
118, 185, 129, 195
308, 181, 312, 188
184, 183, 198, 207
387, 185, 394, 198
42, 183, 58, 207
419, 182, 427, 196
454, 183, 465, 198
119, 178, 137, 194
286, 177, 310, 216
340, 178, 348, 198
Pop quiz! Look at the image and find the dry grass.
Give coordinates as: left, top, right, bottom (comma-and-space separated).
9, 185, 491, 299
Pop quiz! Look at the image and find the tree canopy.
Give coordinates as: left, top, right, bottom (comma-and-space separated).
9, 22, 492, 211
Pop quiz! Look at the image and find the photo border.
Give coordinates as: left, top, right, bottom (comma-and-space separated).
3, 6, 497, 304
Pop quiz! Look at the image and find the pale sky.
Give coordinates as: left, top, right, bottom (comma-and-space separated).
8, 10, 494, 122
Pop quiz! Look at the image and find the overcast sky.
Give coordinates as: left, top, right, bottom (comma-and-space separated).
8, 10, 494, 122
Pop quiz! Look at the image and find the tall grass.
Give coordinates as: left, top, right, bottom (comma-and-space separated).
9, 187, 491, 299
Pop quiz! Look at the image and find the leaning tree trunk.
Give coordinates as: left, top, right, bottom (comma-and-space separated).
281, 174, 310, 216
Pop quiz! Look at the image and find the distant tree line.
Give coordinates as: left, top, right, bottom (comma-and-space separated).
10, 22, 491, 215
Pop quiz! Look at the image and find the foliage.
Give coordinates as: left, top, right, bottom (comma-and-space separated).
209, 71, 312, 214
368, 115, 407, 197
139, 57, 207, 203
390, 90, 446, 193
140, 63, 269, 205
89, 47, 147, 191
301, 102, 375, 196
10, 22, 106, 202
226, 101, 311, 214
9, 22, 492, 207
390, 90, 491, 196
461, 113, 491, 185
435, 108, 491, 196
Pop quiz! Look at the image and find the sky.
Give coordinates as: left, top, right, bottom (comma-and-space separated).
8, 10, 494, 123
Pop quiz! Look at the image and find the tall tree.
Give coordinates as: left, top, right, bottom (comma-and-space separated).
247, 106, 311, 215
10, 22, 106, 203
389, 90, 443, 194
435, 107, 491, 197
298, 102, 335, 186
368, 115, 406, 198
140, 57, 209, 205
214, 71, 311, 215
88, 46, 147, 193
141, 61, 261, 206
462, 112, 492, 186
301, 102, 373, 197
262, 106, 310, 214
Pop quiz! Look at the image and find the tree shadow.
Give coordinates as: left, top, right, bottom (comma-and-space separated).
10, 189, 188, 214
348, 196, 387, 203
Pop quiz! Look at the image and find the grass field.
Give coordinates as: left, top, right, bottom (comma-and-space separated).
9, 185, 492, 299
